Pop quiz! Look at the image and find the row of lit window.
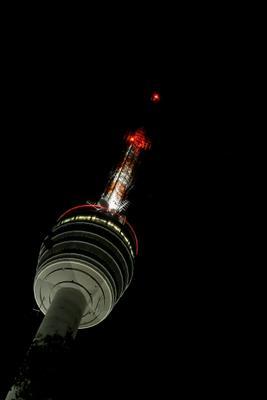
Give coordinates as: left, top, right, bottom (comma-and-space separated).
57, 215, 135, 257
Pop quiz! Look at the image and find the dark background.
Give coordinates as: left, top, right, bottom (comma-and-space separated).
0, 18, 251, 398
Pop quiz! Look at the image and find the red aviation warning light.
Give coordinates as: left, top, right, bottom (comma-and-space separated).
125, 128, 151, 152
99, 128, 151, 213
150, 91, 161, 104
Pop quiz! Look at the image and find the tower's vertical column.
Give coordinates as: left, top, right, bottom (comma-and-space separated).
6, 287, 86, 400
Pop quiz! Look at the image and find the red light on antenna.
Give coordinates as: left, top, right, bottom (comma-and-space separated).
125, 129, 151, 151
151, 91, 160, 103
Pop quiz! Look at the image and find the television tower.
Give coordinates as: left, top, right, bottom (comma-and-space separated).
5, 128, 151, 399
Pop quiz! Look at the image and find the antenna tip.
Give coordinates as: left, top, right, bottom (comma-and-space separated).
126, 128, 151, 151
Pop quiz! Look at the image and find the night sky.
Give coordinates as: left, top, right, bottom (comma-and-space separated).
1, 30, 247, 398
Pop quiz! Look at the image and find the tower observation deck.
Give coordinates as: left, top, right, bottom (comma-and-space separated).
6, 128, 151, 399
34, 203, 138, 328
